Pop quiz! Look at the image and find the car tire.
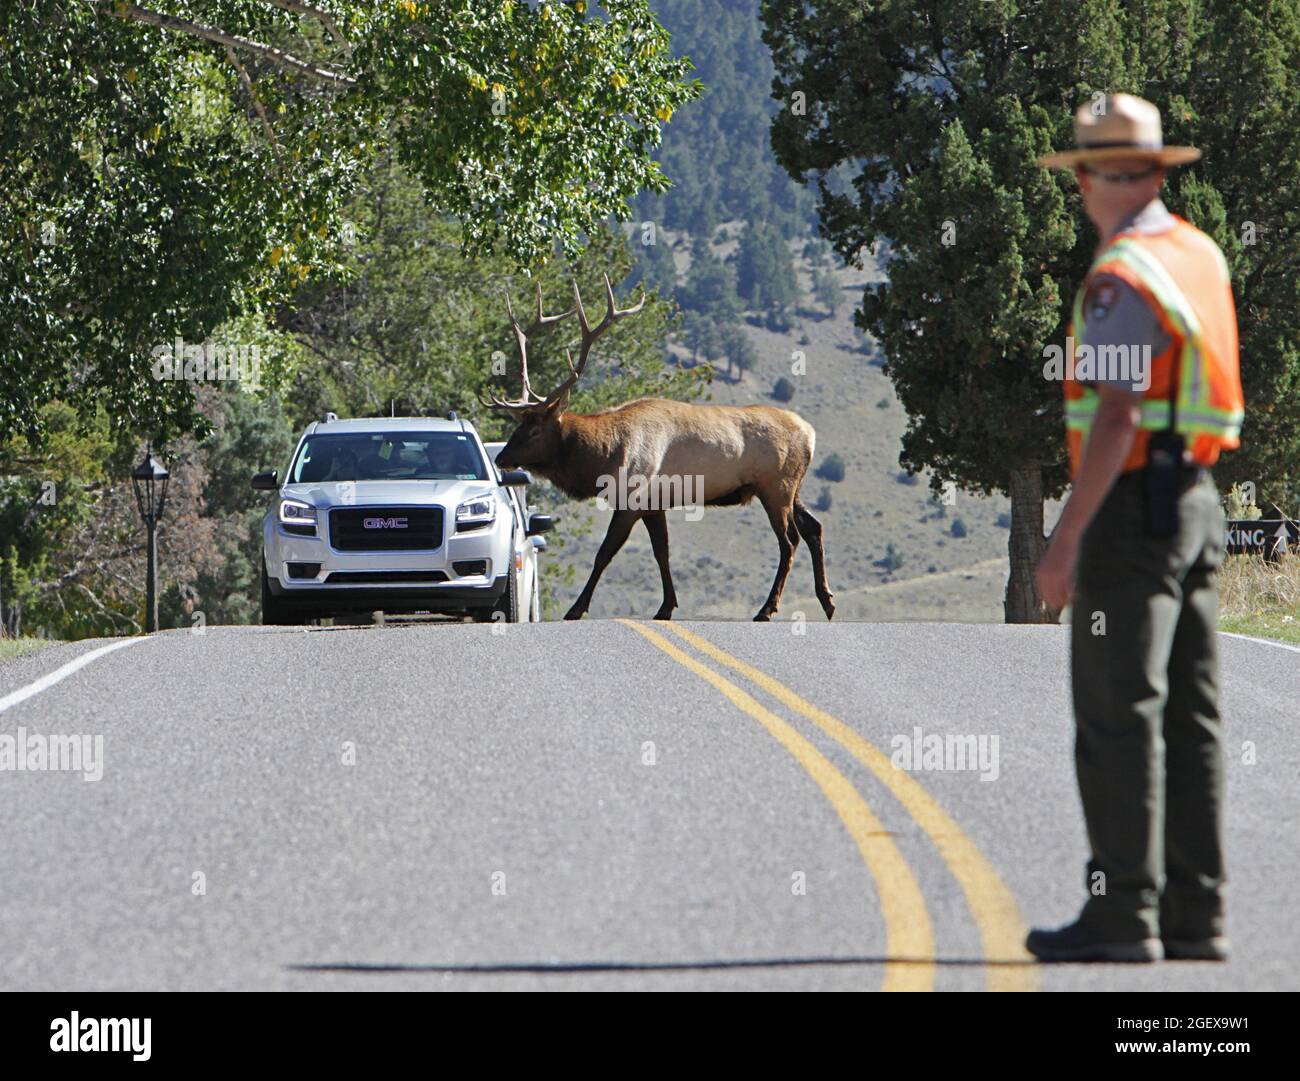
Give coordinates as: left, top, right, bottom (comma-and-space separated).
529, 574, 541, 622
261, 563, 304, 626
494, 568, 520, 623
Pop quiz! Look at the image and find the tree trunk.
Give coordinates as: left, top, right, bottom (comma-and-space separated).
1004, 466, 1059, 624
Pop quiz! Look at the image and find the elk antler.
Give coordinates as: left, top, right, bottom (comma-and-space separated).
480, 274, 644, 412
542, 274, 646, 408
479, 282, 577, 412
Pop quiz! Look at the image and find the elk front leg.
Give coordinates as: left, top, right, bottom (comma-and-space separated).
642, 511, 677, 620
755, 496, 796, 622
564, 509, 638, 620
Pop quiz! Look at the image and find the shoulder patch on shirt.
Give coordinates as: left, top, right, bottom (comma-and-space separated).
1087, 279, 1119, 322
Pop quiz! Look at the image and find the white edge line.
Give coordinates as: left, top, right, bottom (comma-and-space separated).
1218, 631, 1300, 655
0, 637, 151, 715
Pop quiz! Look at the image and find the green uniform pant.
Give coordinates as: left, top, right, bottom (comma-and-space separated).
1071, 468, 1227, 941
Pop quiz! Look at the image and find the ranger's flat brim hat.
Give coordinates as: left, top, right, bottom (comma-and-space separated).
1038, 92, 1201, 168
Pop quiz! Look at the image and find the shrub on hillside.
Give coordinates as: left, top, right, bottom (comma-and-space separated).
817, 453, 846, 482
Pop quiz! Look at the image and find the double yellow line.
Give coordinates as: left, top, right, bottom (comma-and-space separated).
619, 619, 1037, 993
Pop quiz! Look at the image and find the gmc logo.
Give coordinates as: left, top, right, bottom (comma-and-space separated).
363, 517, 409, 529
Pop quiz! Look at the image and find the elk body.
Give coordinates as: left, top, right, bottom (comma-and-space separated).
484, 276, 834, 623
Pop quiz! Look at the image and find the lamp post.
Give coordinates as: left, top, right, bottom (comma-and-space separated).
131, 444, 170, 633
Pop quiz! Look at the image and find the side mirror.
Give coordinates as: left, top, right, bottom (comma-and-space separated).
252, 470, 279, 491
527, 513, 554, 537
530, 535, 549, 553
499, 469, 531, 487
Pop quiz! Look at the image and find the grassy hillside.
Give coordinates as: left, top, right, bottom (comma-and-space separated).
539, 227, 1027, 623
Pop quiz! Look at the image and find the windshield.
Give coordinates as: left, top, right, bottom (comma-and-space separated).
290, 432, 488, 483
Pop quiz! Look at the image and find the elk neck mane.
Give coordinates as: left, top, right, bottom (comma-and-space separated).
527, 405, 636, 500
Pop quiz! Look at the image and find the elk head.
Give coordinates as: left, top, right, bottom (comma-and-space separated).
482, 274, 644, 470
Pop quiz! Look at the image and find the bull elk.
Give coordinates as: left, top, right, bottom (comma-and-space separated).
482, 274, 834, 623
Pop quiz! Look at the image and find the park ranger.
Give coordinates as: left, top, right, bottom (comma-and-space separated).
1031, 94, 1245, 963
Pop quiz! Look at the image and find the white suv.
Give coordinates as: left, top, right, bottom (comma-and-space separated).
254, 415, 551, 625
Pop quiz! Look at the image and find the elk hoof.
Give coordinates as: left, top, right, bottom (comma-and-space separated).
820, 593, 836, 620
753, 610, 772, 622
652, 605, 675, 621
563, 606, 587, 621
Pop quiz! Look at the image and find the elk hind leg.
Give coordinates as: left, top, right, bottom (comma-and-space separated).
793, 498, 835, 619
565, 510, 637, 621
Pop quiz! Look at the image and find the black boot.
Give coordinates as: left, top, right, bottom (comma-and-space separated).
1026, 919, 1163, 963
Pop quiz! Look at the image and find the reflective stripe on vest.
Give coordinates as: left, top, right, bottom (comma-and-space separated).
1067, 237, 1243, 441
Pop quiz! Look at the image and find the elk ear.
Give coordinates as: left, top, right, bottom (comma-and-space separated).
545, 388, 571, 416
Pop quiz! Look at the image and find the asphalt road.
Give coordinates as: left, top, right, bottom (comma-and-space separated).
1, 619, 1295, 991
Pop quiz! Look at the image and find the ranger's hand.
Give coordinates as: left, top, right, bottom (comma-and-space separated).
1036, 529, 1080, 611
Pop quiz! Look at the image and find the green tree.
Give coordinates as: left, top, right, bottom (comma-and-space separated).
628, 233, 679, 297
635, 0, 815, 235
733, 220, 798, 316
1, 0, 701, 446
281, 160, 695, 433
679, 237, 742, 324
764, 0, 1300, 621
721, 325, 758, 380
812, 268, 843, 317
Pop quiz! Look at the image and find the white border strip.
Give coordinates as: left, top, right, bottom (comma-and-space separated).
1218, 631, 1300, 655
0, 637, 150, 715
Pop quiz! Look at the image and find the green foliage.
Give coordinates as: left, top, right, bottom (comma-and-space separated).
763, 0, 1300, 512
812, 268, 843, 316
951, 517, 968, 539
0, 402, 132, 637
181, 390, 297, 627
771, 375, 795, 402
1224, 482, 1263, 521
282, 160, 697, 438
682, 312, 723, 366
636, 0, 814, 236
734, 220, 799, 314
878, 542, 904, 572
679, 237, 742, 323
628, 234, 679, 297
722, 325, 758, 377
1, 0, 700, 447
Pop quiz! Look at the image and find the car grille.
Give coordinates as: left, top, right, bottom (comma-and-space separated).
325, 571, 449, 584
329, 507, 443, 551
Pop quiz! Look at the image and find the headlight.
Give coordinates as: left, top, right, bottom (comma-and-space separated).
278, 499, 318, 526
456, 494, 496, 529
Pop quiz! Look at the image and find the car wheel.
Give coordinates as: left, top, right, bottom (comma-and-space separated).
494, 568, 520, 623
261, 563, 303, 626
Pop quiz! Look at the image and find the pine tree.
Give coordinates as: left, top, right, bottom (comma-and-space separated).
765, 0, 1300, 621
734, 220, 799, 317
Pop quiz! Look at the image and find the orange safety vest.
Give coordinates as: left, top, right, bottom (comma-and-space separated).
1063, 214, 1244, 477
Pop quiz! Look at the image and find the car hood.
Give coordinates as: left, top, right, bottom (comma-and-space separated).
279, 478, 498, 508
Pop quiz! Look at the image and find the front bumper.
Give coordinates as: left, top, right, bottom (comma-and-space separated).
266, 574, 508, 614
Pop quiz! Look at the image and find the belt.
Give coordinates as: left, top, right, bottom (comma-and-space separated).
1117, 463, 1210, 491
